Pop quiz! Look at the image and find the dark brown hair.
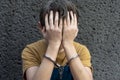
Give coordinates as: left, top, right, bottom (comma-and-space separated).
39, 0, 79, 27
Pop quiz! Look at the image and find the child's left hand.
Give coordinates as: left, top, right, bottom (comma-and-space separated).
62, 11, 78, 45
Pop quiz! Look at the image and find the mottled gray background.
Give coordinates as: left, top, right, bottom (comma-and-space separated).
0, 0, 120, 80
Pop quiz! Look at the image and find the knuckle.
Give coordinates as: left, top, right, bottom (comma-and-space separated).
55, 19, 58, 23
50, 27, 53, 30
49, 16, 53, 21
71, 28, 77, 31
46, 27, 49, 30
49, 18, 52, 23
57, 30, 61, 33
46, 29, 49, 32
55, 27, 58, 30
55, 28, 61, 32
75, 29, 78, 32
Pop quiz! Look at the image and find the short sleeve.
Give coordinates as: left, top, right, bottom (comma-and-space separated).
21, 45, 40, 79
78, 45, 93, 70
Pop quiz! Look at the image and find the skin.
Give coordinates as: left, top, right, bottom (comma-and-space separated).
25, 11, 93, 80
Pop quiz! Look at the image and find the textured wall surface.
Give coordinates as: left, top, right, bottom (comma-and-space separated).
0, 0, 120, 80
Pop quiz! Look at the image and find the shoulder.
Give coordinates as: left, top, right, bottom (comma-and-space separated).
23, 39, 46, 51
73, 41, 91, 57
26, 39, 46, 48
22, 39, 47, 56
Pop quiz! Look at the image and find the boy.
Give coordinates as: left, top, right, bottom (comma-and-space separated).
22, 0, 93, 80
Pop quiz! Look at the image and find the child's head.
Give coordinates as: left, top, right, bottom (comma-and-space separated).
39, 0, 79, 27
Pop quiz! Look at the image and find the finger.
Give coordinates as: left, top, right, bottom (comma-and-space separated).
45, 14, 49, 30
64, 18, 67, 28
70, 11, 74, 25
49, 11, 54, 29
67, 11, 70, 26
74, 14, 77, 28
59, 17, 63, 29
55, 12, 59, 28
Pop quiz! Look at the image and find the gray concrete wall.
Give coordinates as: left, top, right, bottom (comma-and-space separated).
0, 0, 120, 80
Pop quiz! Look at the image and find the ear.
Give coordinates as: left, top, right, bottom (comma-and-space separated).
38, 21, 43, 32
38, 21, 46, 35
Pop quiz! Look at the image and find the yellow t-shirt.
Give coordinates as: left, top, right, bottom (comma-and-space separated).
22, 39, 92, 78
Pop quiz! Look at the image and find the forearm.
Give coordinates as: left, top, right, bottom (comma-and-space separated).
63, 43, 92, 80
33, 44, 59, 80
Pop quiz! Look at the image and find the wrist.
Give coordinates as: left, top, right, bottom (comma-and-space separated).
62, 41, 74, 48
48, 42, 61, 48
49, 41, 61, 47
67, 54, 79, 65
66, 52, 78, 60
62, 42, 77, 59
45, 43, 60, 60
45, 53, 57, 61
43, 54, 60, 67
